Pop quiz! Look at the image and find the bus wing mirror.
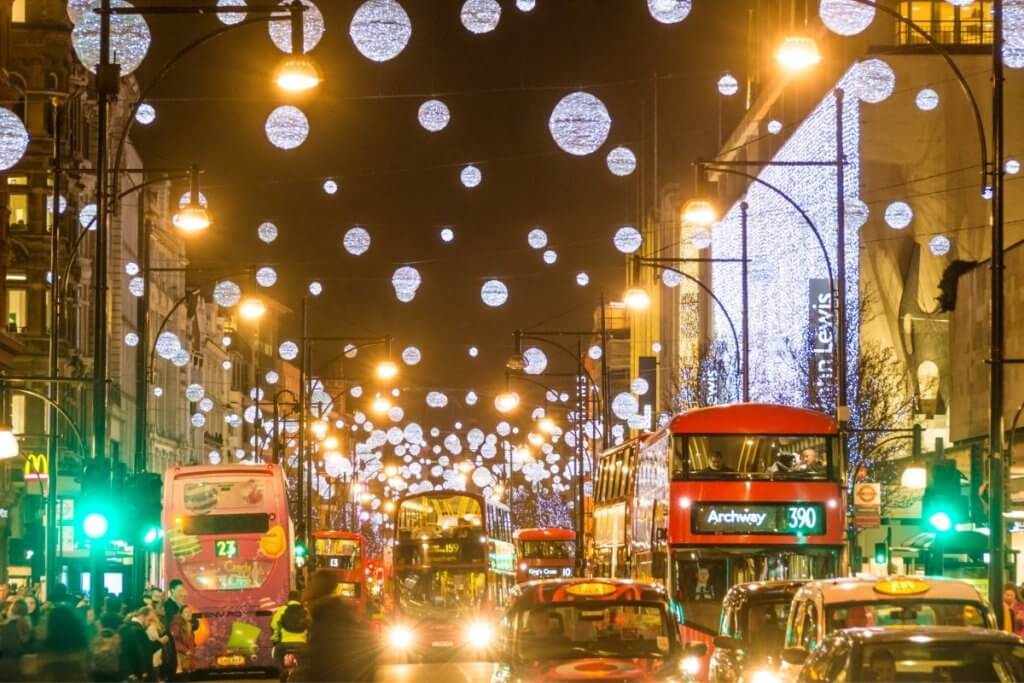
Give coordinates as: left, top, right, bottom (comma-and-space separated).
684, 641, 708, 658
651, 551, 667, 580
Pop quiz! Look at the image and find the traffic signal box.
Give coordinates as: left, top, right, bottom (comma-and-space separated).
79, 463, 163, 549
922, 459, 968, 534
874, 542, 888, 566
124, 473, 164, 549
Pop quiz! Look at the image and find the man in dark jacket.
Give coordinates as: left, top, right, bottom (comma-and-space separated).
119, 609, 155, 681
162, 580, 186, 681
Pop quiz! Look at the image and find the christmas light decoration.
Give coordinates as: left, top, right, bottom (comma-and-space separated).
549, 91, 611, 156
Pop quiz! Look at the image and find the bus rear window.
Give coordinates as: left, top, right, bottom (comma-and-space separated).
182, 513, 270, 535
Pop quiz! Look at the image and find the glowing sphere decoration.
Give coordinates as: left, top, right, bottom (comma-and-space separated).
350, 0, 412, 63
72, 0, 151, 76
426, 392, 449, 408
915, 88, 940, 111
172, 349, 191, 368
268, 0, 324, 54
216, 0, 247, 25
279, 341, 300, 361
849, 58, 896, 104
79, 204, 97, 230
1007, 158, 1021, 175
461, 0, 501, 33
846, 199, 871, 230
391, 266, 422, 303
661, 269, 683, 288
323, 179, 338, 194
418, 99, 451, 132
819, 0, 875, 36
646, 0, 691, 24
691, 229, 712, 250
884, 201, 913, 230
542, 249, 558, 265
0, 108, 28, 172
309, 281, 323, 296
460, 165, 482, 188
717, 73, 739, 96
264, 105, 309, 150
606, 146, 637, 176
631, 378, 650, 395
440, 227, 455, 242
265, 370, 280, 385
256, 267, 278, 287
125, 332, 140, 347
257, 222, 278, 244
929, 235, 951, 256
128, 277, 145, 297
192, 413, 207, 428
468, 346, 479, 358
612, 393, 639, 420
155, 332, 181, 360
343, 226, 371, 255
135, 103, 156, 126
472, 467, 494, 488
576, 272, 590, 286
613, 226, 643, 254
527, 228, 548, 250
213, 280, 241, 308
1005, 0, 1024, 49
523, 347, 548, 375
186, 384, 205, 402
402, 346, 422, 366
548, 91, 611, 156
767, 119, 783, 135
126, 262, 140, 276
351, 386, 363, 398
481, 280, 509, 307
516, 0, 536, 10
344, 344, 358, 358
588, 345, 602, 360
1005, 45, 1024, 70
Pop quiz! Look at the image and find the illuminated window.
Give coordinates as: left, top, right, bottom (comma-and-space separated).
8, 193, 27, 227
11, 395, 25, 435
7, 288, 26, 333
897, 1, 992, 45
12, 0, 25, 23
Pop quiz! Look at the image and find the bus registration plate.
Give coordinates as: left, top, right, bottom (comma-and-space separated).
216, 655, 245, 667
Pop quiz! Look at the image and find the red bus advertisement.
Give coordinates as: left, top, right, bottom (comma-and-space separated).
163, 464, 293, 673
312, 530, 367, 613
514, 528, 576, 583
385, 492, 515, 660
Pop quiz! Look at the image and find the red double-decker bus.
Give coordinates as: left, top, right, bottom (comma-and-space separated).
312, 531, 367, 614
513, 528, 576, 582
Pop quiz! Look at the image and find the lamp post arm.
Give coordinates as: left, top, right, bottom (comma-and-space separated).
0, 384, 87, 455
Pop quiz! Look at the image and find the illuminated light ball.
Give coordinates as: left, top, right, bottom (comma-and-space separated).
468, 346, 479, 358
460, 164, 482, 188
344, 343, 358, 358
268, 0, 324, 54
522, 347, 548, 375
222, 360, 232, 370
915, 88, 939, 111
279, 340, 300, 361
153, 386, 163, 398
128, 276, 145, 297
418, 99, 451, 132
256, 266, 278, 287
135, 103, 156, 126
516, 0, 535, 11
71, 0, 151, 76
265, 370, 280, 385
819, 0, 875, 36
646, 0, 691, 24
631, 378, 650, 395
125, 262, 140, 276
848, 58, 896, 104
308, 281, 323, 296
173, 348, 191, 367
351, 385, 363, 398
426, 391, 448, 408
480, 279, 509, 307
250, 387, 265, 401
461, 0, 501, 33
846, 199, 870, 230
1006, 158, 1021, 175
79, 204, 97, 230
124, 332, 140, 347
496, 421, 511, 437
588, 344, 602, 360
402, 346, 421, 366
542, 249, 558, 265
613, 225, 643, 254
691, 228, 712, 250
1004, 45, 1024, 70
652, 341, 662, 353
472, 467, 494, 488
440, 227, 455, 242
717, 72, 739, 96
209, 450, 222, 464
191, 413, 206, 428
216, 0, 247, 25
392, 266, 422, 303
1006, 0, 1024, 50
343, 226, 371, 255
213, 280, 241, 307
944, 0, 974, 5
46, 194, 67, 215
606, 146, 637, 176
548, 91, 611, 156
185, 384, 205, 402
323, 179, 338, 194
66, 0, 93, 22
243, 406, 261, 424
884, 201, 913, 230
576, 272, 590, 287
264, 105, 310, 150
527, 227, 548, 250
179, 191, 208, 209
929, 235, 952, 256
350, 0, 412, 62
661, 269, 683, 288
226, 413, 242, 428
155, 332, 181, 359
0, 108, 28, 172
767, 119, 783, 135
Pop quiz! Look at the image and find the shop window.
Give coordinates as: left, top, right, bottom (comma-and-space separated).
8, 193, 28, 228
7, 288, 27, 333
12, 0, 25, 22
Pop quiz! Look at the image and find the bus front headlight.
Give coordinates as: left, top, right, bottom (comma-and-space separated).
680, 656, 701, 676
465, 620, 494, 649
387, 625, 415, 651
749, 671, 781, 683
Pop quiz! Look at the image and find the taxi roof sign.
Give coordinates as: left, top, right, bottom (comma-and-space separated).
873, 577, 931, 596
565, 582, 617, 598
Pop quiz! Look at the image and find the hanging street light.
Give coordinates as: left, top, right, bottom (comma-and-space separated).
775, 35, 822, 73
172, 165, 211, 233
681, 198, 717, 227
624, 287, 651, 311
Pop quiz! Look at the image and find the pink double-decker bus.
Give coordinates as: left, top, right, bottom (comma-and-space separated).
163, 464, 294, 674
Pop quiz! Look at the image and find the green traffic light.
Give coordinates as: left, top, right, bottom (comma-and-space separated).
929, 511, 953, 533
142, 526, 163, 546
83, 512, 109, 540
295, 543, 307, 558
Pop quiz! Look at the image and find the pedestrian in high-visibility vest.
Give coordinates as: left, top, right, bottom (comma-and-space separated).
271, 591, 308, 682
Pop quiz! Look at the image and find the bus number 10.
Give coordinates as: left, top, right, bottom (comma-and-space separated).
787, 506, 817, 531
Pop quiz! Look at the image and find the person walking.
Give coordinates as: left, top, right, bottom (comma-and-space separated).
161, 581, 186, 681
293, 570, 378, 682
270, 591, 309, 682
120, 608, 156, 682
169, 606, 195, 679
23, 604, 89, 682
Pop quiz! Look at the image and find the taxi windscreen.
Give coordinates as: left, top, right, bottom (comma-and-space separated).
857, 641, 1024, 682
515, 602, 672, 661
827, 600, 989, 631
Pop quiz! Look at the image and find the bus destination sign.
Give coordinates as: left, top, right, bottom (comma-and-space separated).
691, 503, 825, 536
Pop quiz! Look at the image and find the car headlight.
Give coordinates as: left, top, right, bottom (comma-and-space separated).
387, 625, 415, 650
681, 656, 701, 676
465, 620, 495, 648
749, 670, 781, 683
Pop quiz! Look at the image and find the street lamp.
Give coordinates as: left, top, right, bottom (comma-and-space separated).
172, 165, 211, 233
371, 393, 392, 415
495, 391, 520, 414
901, 463, 927, 490
274, 54, 322, 93
775, 35, 822, 73
376, 360, 399, 382
239, 296, 267, 321
681, 198, 717, 227
538, 417, 557, 434
623, 287, 651, 311
310, 419, 328, 441
0, 426, 18, 461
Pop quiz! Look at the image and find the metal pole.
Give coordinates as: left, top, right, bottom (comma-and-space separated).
272, 396, 280, 465
740, 201, 750, 402
135, 195, 149, 474
575, 338, 585, 574
297, 296, 308, 547
46, 100, 62, 598
599, 291, 610, 451
834, 87, 848, 425
989, 0, 1007, 626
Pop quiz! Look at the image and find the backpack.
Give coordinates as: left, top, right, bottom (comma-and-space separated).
279, 603, 309, 633
90, 627, 121, 674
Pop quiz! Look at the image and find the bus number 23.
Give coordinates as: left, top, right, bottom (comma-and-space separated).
215, 540, 239, 558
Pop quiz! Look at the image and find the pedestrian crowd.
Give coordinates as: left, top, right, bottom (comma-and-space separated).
0, 578, 196, 682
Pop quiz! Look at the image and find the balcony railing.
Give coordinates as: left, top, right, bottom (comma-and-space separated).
897, 18, 993, 46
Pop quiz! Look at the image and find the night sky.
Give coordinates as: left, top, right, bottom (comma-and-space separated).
133, 0, 748, 416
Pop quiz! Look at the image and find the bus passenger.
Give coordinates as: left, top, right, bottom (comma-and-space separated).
706, 451, 734, 473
